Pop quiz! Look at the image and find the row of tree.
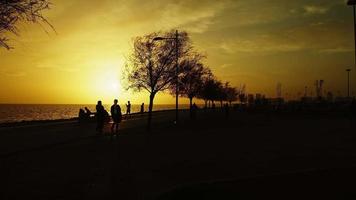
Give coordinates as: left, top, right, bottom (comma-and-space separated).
125, 30, 239, 126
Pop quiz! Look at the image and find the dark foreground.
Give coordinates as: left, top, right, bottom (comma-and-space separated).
1, 109, 356, 199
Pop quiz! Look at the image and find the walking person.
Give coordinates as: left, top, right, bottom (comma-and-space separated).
78, 108, 85, 123
126, 101, 131, 117
84, 107, 92, 120
111, 99, 122, 134
140, 103, 144, 114
96, 101, 105, 134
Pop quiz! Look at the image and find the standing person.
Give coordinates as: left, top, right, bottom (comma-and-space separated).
111, 99, 122, 134
126, 101, 131, 116
78, 108, 85, 123
84, 107, 92, 121
140, 103, 144, 114
96, 101, 105, 134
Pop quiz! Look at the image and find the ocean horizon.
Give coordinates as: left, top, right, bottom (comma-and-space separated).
0, 104, 193, 124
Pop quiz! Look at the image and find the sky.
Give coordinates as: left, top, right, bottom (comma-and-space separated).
0, 0, 355, 104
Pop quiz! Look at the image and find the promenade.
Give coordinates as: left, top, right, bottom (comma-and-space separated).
1, 109, 356, 199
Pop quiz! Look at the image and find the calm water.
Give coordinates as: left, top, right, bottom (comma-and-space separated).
0, 104, 190, 124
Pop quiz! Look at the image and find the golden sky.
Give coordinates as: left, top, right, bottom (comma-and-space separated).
0, 0, 355, 104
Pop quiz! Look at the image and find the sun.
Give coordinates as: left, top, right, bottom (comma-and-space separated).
109, 81, 119, 91
85, 58, 126, 103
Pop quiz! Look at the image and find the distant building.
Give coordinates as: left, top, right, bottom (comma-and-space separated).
267, 98, 284, 106
334, 97, 353, 104
300, 97, 313, 104
248, 94, 254, 105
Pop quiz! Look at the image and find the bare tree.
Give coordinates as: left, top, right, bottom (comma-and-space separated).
224, 82, 238, 106
216, 82, 227, 108
125, 30, 192, 129
171, 53, 210, 109
198, 75, 222, 108
0, 0, 54, 49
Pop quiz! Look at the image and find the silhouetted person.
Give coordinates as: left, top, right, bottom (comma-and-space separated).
140, 103, 144, 113
126, 101, 131, 116
104, 109, 110, 122
212, 102, 216, 109
96, 101, 105, 134
78, 108, 85, 123
84, 107, 92, 120
111, 99, 122, 134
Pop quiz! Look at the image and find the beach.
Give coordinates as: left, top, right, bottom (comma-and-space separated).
1, 109, 356, 199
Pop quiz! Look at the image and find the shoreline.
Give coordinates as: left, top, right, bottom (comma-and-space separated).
1, 104, 353, 128
0, 108, 184, 128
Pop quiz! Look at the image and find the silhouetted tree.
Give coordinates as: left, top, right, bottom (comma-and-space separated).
198, 76, 238, 109
170, 53, 210, 109
125, 30, 192, 129
199, 76, 222, 108
216, 82, 227, 108
0, 0, 54, 49
224, 82, 238, 106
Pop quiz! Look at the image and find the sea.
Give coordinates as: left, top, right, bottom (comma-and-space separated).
0, 104, 191, 124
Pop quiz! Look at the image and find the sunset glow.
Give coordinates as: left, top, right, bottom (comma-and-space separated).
0, 0, 355, 104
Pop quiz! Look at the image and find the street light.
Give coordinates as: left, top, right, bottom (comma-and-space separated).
347, 69, 351, 97
347, 0, 356, 71
153, 30, 179, 123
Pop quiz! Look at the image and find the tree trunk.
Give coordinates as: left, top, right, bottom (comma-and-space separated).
147, 92, 155, 131
189, 97, 193, 118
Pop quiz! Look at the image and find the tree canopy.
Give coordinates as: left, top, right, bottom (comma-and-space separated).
125, 30, 240, 128
0, 0, 53, 49
170, 52, 211, 106
125, 31, 191, 96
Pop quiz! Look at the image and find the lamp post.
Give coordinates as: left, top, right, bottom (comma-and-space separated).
153, 30, 179, 123
348, 0, 356, 71
347, 69, 351, 97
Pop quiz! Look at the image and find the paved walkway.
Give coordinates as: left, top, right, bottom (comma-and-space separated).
0, 110, 183, 156
1, 110, 356, 199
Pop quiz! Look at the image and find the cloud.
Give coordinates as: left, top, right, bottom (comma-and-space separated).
1, 70, 27, 77
59, 67, 80, 72
304, 5, 329, 15
159, 1, 224, 32
219, 63, 232, 68
35, 63, 80, 72
35, 64, 56, 69
217, 36, 305, 54
318, 47, 353, 54
210, 13, 353, 56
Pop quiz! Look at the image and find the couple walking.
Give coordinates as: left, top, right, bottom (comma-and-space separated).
96, 99, 122, 134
